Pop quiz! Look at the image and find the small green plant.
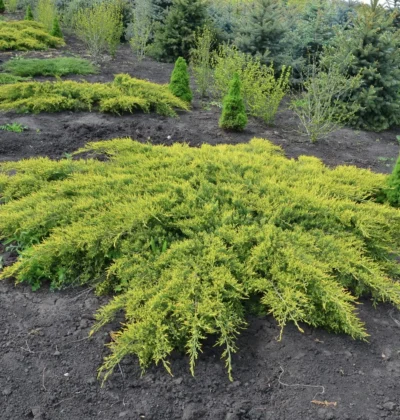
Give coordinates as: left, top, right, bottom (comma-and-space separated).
386, 155, 400, 207
219, 72, 247, 131
290, 62, 362, 143
190, 26, 214, 98
0, 20, 65, 51
74, 2, 123, 59
36, 0, 56, 33
169, 57, 192, 103
50, 16, 63, 39
3, 57, 97, 77
25, 5, 34, 21
0, 122, 27, 132
0, 74, 189, 115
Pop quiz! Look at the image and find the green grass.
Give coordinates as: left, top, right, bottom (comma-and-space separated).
0, 74, 189, 115
0, 138, 399, 381
3, 57, 98, 77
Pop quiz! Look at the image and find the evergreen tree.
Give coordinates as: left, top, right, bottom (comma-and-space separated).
151, 0, 172, 22
219, 72, 247, 131
169, 57, 192, 102
25, 5, 34, 20
386, 154, 400, 207
0, 0, 5, 14
50, 16, 63, 39
151, 0, 208, 61
234, 0, 287, 66
322, 0, 400, 131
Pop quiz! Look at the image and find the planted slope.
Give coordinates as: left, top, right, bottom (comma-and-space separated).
0, 139, 399, 380
0, 74, 189, 115
0, 21, 65, 51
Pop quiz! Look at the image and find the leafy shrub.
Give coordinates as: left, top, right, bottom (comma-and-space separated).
386, 155, 400, 207
0, 139, 399, 381
169, 57, 192, 103
213, 45, 290, 124
0, 122, 27, 132
5, 0, 18, 13
25, 5, 34, 20
219, 72, 247, 131
74, 1, 123, 59
190, 26, 214, 98
0, 73, 189, 115
0, 73, 30, 84
3, 57, 96, 77
0, 20, 65, 51
36, 0, 57, 33
290, 62, 362, 142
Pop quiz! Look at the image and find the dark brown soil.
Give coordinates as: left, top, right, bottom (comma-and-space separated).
1, 35, 400, 420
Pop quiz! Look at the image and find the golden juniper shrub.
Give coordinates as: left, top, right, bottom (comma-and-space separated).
0, 74, 189, 115
0, 139, 399, 380
0, 21, 64, 51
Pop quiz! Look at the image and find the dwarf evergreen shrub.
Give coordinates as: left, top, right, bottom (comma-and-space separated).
0, 21, 65, 51
386, 155, 400, 207
25, 5, 34, 21
0, 74, 189, 115
219, 72, 247, 131
0, 139, 399, 381
50, 16, 63, 38
169, 57, 192, 103
0, 73, 30, 84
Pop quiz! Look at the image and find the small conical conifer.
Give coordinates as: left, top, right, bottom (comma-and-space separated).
219, 72, 247, 131
386, 155, 400, 207
50, 16, 63, 39
0, 0, 5, 14
25, 5, 34, 20
169, 57, 192, 103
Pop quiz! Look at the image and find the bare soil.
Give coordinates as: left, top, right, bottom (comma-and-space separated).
1, 35, 400, 420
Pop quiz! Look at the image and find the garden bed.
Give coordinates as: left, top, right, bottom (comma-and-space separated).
0, 35, 400, 420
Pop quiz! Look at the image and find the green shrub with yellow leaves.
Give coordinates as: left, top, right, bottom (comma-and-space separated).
0, 74, 189, 115
0, 20, 65, 51
0, 138, 399, 381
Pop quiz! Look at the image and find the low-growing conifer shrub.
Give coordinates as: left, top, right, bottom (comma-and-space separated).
0, 73, 30, 84
169, 57, 192, 103
219, 72, 247, 131
0, 74, 189, 115
0, 139, 399, 381
0, 21, 65, 51
3, 57, 96, 77
50, 16, 63, 39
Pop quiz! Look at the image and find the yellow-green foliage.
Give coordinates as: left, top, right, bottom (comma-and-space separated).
0, 139, 399, 381
0, 74, 189, 115
36, 0, 56, 33
0, 21, 65, 51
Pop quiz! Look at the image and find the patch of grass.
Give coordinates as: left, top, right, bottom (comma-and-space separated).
0, 139, 399, 381
0, 74, 189, 115
0, 122, 27, 132
0, 20, 65, 51
0, 73, 30, 84
3, 57, 97, 77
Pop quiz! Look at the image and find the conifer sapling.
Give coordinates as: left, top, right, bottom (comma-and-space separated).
25, 5, 34, 20
386, 154, 400, 207
169, 57, 192, 103
219, 72, 248, 131
0, 0, 5, 14
51, 16, 63, 39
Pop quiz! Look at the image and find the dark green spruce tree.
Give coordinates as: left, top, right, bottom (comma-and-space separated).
219, 73, 247, 131
25, 5, 34, 20
322, 0, 400, 131
151, 0, 208, 61
50, 17, 63, 39
152, 0, 172, 22
169, 57, 192, 102
234, 0, 287, 66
